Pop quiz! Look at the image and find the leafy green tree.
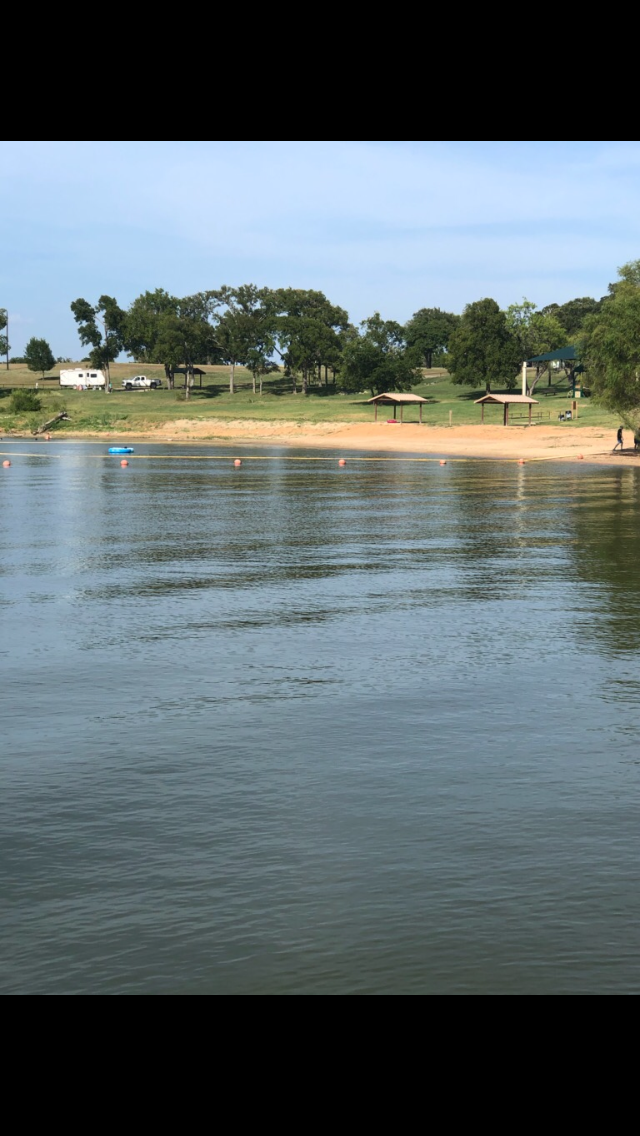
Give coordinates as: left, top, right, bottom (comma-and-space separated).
0, 308, 9, 369
70, 296, 126, 388
581, 261, 640, 428
329, 324, 360, 388
207, 285, 277, 395
541, 297, 603, 337
272, 289, 349, 395
24, 337, 56, 378
169, 293, 220, 400
448, 298, 521, 392
125, 289, 219, 395
616, 262, 640, 287
246, 348, 279, 396
339, 313, 422, 396
405, 308, 460, 369
506, 299, 568, 394
125, 289, 182, 387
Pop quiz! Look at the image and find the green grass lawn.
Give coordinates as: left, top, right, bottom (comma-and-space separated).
0, 363, 620, 435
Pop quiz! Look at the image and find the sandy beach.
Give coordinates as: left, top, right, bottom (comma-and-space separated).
42, 419, 640, 467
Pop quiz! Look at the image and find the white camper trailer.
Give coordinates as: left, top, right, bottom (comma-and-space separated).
60, 369, 107, 390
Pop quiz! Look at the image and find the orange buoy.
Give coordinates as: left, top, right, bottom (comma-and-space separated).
2, 460, 11, 468
120, 460, 129, 467
339, 459, 347, 467
234, 459, 243, 468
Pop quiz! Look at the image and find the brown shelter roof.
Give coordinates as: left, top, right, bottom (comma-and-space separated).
474, 394, 539, 406
367, 393, 430, 404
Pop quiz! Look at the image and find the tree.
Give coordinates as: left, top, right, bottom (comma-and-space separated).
541, 297, 603, 337
168, 293, 220, 400
339, 313, 422, 396
506, 299, 568, 394
207, 285, 277, 395
125, 289, 181, 387
125, 289, 178, 350
0, 308, 9, 370
273, 289, 349, 395
331, 323, 360, 388
448, 298, 521, 392
405, 308, 460, 369
24, 337, 56, 378
616, 262, 640, 287
124, 289, 219, 396
581, 261, 640, 427
70, 296, 126, 389
246, 348, 279, 396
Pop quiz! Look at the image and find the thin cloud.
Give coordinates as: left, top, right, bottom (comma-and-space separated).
2, 141, 640, 354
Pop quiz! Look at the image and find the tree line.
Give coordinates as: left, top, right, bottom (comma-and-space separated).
5, 268, 640, 421
56, 287, 613, 398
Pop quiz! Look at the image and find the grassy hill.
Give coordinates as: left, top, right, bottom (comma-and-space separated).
0, 362, 618, 435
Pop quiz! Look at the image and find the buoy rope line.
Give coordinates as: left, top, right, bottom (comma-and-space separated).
0, 451, 606, 466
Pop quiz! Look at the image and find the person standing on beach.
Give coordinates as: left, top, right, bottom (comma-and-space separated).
613, 427, 624, 452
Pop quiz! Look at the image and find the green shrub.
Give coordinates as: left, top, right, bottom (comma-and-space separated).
10, 390, 42, 413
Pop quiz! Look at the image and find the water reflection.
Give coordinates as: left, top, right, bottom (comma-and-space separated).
1, 445, 639, 995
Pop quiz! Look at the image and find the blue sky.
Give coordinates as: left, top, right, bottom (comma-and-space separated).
2, 140, 640, 359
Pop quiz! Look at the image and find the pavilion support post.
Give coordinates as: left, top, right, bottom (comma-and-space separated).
375, 403, 378, 422
529, 404, 532, 425
420, 405, 423, 425
504, 404, 509, 426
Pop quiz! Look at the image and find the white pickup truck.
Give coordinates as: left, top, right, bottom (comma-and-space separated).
121, 375, 163, 390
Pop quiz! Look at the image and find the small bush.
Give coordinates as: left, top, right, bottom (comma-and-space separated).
10, 390, 42, 413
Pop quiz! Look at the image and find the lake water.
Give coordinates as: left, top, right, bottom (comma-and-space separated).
1, 441, 639, 995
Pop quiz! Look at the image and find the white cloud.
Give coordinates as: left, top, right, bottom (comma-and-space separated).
3, 141, 640, 353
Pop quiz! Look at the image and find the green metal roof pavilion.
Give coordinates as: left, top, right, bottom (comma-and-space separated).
526, 346, 579, 364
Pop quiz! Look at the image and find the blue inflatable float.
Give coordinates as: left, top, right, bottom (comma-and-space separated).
109, 447, 134, 455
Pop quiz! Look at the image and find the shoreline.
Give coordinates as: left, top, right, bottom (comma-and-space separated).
2, 420, 639, 467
